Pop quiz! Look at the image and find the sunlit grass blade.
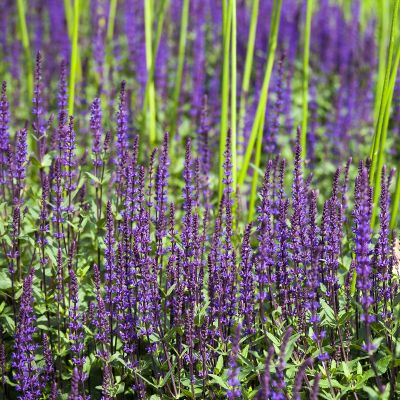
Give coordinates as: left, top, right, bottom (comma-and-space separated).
219, 0, 233, 199
237, 0, 283, 191
373, 0, 389, 125
142, 0, 170, 116
371, 44, 400, 226
369, 0, 400, 227
16, 0, 33, 100
107, 0, 118, 43
231, 0, 237, 192
248, 119, 263, 222
391, 169, 400, 228
169, 0, 190, 148
144, 0, 157, 146
68, 0, 81, 116
369, 0, 399, 182
301, 0, 313, 160
64, 0, 82, 81
237, 0, 260, 168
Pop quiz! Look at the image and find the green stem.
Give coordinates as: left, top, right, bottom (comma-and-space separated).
391, 170, 400, 229
248, 118, 263, 222
68, 0, 81, 116
238, 0, 260, 168
372, 43, 400, 227
219, 0, 233, 199
237, 0, 283, 189
16, 0, 33, 99
142, 0, 170, 116
107, 0, 118, 42
301, 0, 313, 160
169, 0, 190, 148
64, 0, 82, 81
370, 0, 399, 184
144, 0, 157, 145
231, 0, 237, 192
373, 0, 389, 125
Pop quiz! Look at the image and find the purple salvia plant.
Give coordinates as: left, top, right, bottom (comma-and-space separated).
68, 367, 82, 400
373, 166, 392, 318
41, 333, 55, 388
310, 373, 321, 400
290, 129, 308, 322
260, 346, 274, 399
221, 130, 237, 329
52, 157, 65, 240
68, 269, 86, 381
104, 201, 117, 323
116, 81, 128, 186
12, 271, 41, 400
13, 126, 28, 204
93, 263, 111, 358
353, 161, 374, 352
292, 358, 313, 400
32, 52, 45, 160
227, 323, 241, 399
256, 160, 275, 311
155, 132, 170, 264
90, 97, 103, 168
0, 81, 10, 190
239, 224, 255, 334
271, 327, 292, 400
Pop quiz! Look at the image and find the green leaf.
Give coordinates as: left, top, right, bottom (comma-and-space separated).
0, 271, 12, 290
85, 171, 102, 185
215, 355, 224, 373
342, 361, 351, 380
209, 373, 229, 390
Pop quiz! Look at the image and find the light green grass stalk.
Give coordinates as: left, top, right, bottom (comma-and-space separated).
237, 0, 260, 168
376, 42, 400, 228
370, 0, 399, 182
107, 0, 118, 43
219, 0, 233, 199
391, 170, 400, 228
169, 0, 190, 148
301, 0, 313, 159
373, 0, 389, 124
16, 0, 33, 100
369, 0, 399, 227
231, 0, 237, 192
371, 51, 400, 227
248, 118, 264, 222
68, 0, 81, 116
237, 0, 283, 191
64, 0, 82, 81
142, 0, 170, 116
144, 0, 157, 145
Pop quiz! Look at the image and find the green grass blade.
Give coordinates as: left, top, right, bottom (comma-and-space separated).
373, 0, 389, 125
391, 169, 400, 228
142, 0, 170, 116
372, 42, 400, 227
369, 0, 399, 184
64, 0, 82, 81
237, 0, 283, 189
16, 0, 33, 100
107, 0, 118, 42
231, 0, 237, 192
248, 117, 264, 222
169, 0, 190, 146
238, 0, 260, 169
219, 0, 233, 199
144, 0, 157, 145
301, 0, 313, 160
68, 0, 81, 116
